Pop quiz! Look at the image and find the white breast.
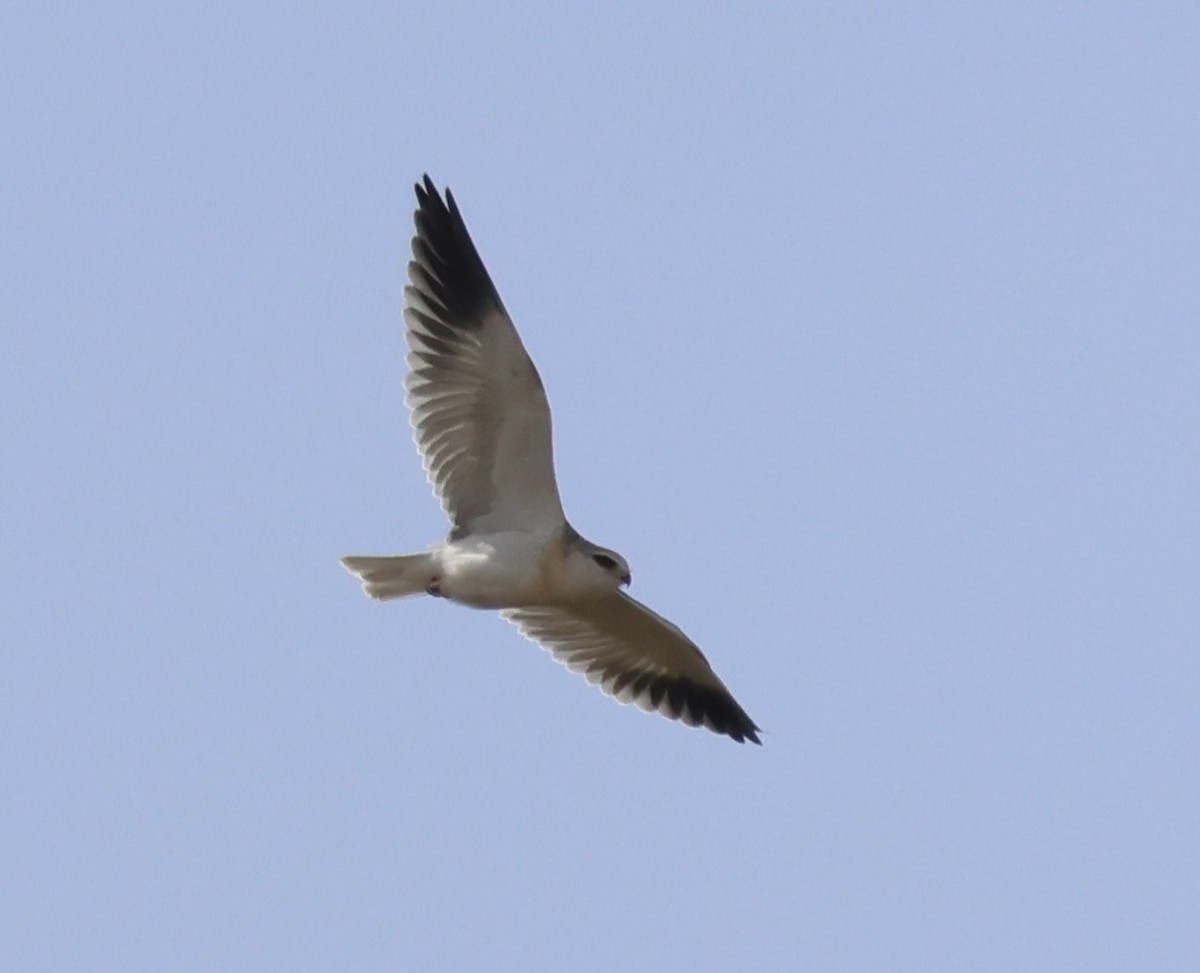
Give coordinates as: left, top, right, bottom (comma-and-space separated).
437, 531, 560, 609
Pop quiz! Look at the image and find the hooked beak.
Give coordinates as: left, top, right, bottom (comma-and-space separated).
620, 571, 632, 588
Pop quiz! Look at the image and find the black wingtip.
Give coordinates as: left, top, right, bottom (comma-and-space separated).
730, 719, 764, 746
646, 674, 763, 745
415, 173, 454, 208
409, 175, 506, 327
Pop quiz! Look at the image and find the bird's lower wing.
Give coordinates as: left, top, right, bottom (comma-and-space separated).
503, 593, 761, 744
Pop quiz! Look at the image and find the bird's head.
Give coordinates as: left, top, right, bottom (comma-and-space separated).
587, 547, 632, 589
565, 537, 632, 596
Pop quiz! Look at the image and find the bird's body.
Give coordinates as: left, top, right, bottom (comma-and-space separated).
342, 176, 761, 744
437, 531, 561, 608
434, 528, 590, 608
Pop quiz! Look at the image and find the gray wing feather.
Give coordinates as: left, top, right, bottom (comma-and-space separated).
503, 592, 761, 744
404, 177, 566, 534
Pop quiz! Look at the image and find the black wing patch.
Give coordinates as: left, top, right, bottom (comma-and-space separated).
618, 672, 761, 745
411, 175, 506, 331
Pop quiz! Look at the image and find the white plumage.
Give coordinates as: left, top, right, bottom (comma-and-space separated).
342, 176, 760, 744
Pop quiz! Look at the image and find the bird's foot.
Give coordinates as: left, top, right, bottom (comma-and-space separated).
425, 578, 445, 598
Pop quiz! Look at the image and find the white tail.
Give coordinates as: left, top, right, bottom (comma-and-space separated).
340, 554, 436, 601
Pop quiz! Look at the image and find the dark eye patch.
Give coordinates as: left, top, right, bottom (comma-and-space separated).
592, 554, 618, 571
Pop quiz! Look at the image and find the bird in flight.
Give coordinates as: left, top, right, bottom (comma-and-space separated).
342, 176, 761, 744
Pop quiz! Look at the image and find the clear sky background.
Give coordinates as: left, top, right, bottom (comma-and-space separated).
3, 3, 1197, 970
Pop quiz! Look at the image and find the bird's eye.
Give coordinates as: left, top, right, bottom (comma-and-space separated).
592, 554, 618, 571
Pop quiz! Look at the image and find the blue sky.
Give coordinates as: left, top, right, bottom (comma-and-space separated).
3, 3, 1197, 970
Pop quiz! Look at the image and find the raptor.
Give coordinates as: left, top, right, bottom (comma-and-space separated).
342, 177, 761, 744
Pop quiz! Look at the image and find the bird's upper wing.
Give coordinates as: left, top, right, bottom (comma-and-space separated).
503, 592, 761, 744
403, 176, 565, 534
